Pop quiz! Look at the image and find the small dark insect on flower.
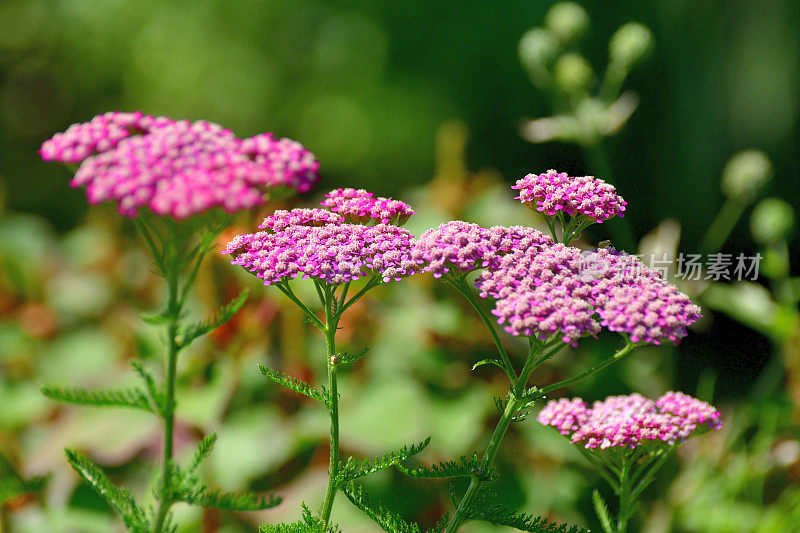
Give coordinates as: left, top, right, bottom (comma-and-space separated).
598, 240, 614, 249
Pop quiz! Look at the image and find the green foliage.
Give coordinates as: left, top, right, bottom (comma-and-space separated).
340, 482, 426, 533
258, 364, 326, 403
131, 361, 163, 413
168, 433, 281, 511
65, 449, 151, 533
336, 437, 431, 484
259, 503, 340, 533
338, 347, 369, 365
42, 385, 154, 412
0, 453, 46, 505
396, 453, 493, 481
461, 488, 588, 533
592, 490, 614, 533
176, 289, 249, 348
472, 358, 504, 371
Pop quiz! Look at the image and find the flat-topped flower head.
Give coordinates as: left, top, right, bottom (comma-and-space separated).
322, 188, 415, 225
476, 243, 600, 344
259, 209, 344, 233
538, 392, 721, 449
512, 169, 627, 223
223, 222, 418, 286
40, 112, 320, 220
412, 221, 553, 278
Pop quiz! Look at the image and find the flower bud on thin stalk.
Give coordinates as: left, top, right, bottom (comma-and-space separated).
224, 195, 419, 528
700, 150, 773, 254
40, 111, 320, 532
539, 392, 721, 532
412, 173, 700, 532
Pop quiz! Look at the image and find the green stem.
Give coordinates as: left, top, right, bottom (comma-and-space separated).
444, 395, 521, 533
539, 340, 639, 396
320, 291, 340, 526
339, 275, 381, 315
616, 455, 631, 533
445, 274, 516, 383
153, 229, 183, 533
275, 282, 325, 330
699, 198, 747, 254
630, 447, 674, 500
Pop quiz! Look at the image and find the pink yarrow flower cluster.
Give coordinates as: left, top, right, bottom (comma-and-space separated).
474, 245, 701, 345
223, 202, 419, 285
411, 221, 553, 278
537, 392, 721, 449
322, 188, 415, 225
513, 169, 627, 223
40, 111, 320, 219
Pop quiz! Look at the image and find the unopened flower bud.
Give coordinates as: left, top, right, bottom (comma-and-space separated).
721, 150, 773, 202
545, 2, 590, 44
554, 52, 593, 95
519, 28, 559, 74
609, 22, 653, 67
750, 198, 795, 245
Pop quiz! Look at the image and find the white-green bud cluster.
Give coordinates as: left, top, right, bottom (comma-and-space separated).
721, 150, 773, 202
750, 198, 795, 245
545, 2, 589, 44
609, 23, 654, 67
554, 52, 593, 95
519, 28, 559, 74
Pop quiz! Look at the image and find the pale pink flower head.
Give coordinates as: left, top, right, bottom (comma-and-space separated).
538, 392, 721, 449
40, 111, 320, 220
322, 188, 415, 226
512, 169, 627, 223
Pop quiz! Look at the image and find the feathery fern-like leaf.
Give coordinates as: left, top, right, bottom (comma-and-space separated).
258, 364, 326, 403
176, 289, 249, 348
131, 361, 162, 412
43, 386, 153, 412
65, 449, 150, 533
340, 482, 423, 533
338, 347, 369, 365
396, 453, 493, 481
592, 489, 614, 533
336, 437, 431, 483
259, 503, 340, 532
463, 488, 588, 533
176, 485, 281, 511
188, 433, 217, 474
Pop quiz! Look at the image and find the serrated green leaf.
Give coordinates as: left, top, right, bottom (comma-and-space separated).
65, 449, 150, 533
396, 453, 492, 481
336, 437, 431, 484
340, 482, 423, 533
259, 503, 340, 532
188, 433, 217, 473
131, 361, 162, 412
592, 490, 614, 533
463, 487, 588, 533
339, 347, 369, 365
42, 385, 153, 412
139, 311, 172, 325
258, 364, 326, 403
176, 289, 249, 348
176, 485, 281, 511
471, 358, 503, 371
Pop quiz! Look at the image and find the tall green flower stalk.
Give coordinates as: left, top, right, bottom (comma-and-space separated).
39, 112, 320, 531
223, 193, 427, 531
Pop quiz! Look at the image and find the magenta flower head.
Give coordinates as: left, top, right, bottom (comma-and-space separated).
223, 197, 420, 285
411, 221, 553, 278
512, 169, 627, 223
321, 188, 415, 226
476, 243, 600, 345
538, 392, 721, 450
40, 111, 320, 220
579, 248, 702, 344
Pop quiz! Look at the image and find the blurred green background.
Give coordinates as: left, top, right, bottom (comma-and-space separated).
1, 1, 799, 532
